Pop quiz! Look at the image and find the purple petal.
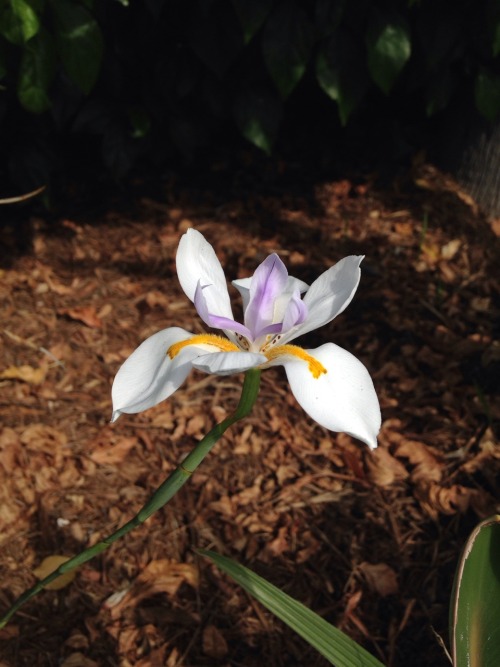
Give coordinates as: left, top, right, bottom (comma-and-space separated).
245, 254, 288, 338
281, 288, 308, 333
253, 322, 283, 339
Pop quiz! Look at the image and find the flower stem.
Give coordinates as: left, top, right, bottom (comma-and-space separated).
0, 369, 261, 628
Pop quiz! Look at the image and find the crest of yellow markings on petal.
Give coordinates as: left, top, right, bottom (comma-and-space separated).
265, 344, 327, 379
167, 334, 240, 359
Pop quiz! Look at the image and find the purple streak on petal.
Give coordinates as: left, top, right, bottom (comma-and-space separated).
194, 281, 251, 338
253, 322, 283, 339
206, 314, 252, 338
245, 254, 288, 338
281, 288, 308, 333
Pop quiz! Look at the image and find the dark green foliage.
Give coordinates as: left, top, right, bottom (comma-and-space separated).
365, 11, 411, 95
52, 0, 103, 95
0, 0, 499, 190
233, 88, 283, 155
316, 32, 368, 126
475, 68, 500, 122
262, 2, 315, 99
16, 27, 55, 113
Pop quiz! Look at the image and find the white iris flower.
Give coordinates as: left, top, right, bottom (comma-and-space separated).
112, 229, 381, 447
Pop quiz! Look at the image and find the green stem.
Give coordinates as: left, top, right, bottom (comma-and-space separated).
0, 369, 261, 628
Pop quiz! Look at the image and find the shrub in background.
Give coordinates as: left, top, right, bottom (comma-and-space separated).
0, 0, 499, 192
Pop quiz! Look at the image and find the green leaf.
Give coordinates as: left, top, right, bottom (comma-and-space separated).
0, 41, 7, 80
51, 0, 103, 94
493, 23, 500, 57
231, 0, 273, 44
451, 515, 500, 667
262, 1, 315, 99
17, 28, 55, 112
0, 0, 41, 45
366, 13, 411, 94
475, 69, 500, 122
487, 0, 500, 57
316, 34, 368, 125
233, 88, 282, 155
200, 550, 385, 667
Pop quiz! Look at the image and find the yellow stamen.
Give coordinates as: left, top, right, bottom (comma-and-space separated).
265, 344, 327, 379
168, 334, 239, 359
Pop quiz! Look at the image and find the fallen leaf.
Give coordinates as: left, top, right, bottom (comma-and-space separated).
393, 440, 444, 483
106, 559, 198, 619
359, 562, 399, 597
20, 424, 68, 451
421, 241, 440, 264
59, 306, 103, 328
267, 525, 289, 556
90, 436, 137, 465
0, 363, 48, 385
441, 239, 461, 260
202, 624, 228, 659
33, 555, 76, 590
365, 448, 409, 486
416, 483, 479, 519
60, 653, 98, 667
0, 428, 21, 474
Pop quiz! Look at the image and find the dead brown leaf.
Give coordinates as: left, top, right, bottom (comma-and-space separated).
358, 562, 399, 597
0, 428, 21, 474
267, 525, 290, 556
20, 424, 68, 452
416, 483, 479, 519
462, 428, 500, 473
59, 306, 103, 328
365, 448, 409, 486
105, 559, 199, 619
0, 362, 48, 385
33, 555, 76, 590
90, 432, 138, 465
393, 440, 444, 483
60, 653, 98, 667
202, 624, 229, 659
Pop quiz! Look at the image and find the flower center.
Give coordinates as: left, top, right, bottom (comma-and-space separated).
167, 334, 240, 359
167, 334, 327, 379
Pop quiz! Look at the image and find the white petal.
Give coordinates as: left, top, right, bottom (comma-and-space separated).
176, 229, 234, 320
282, 343, 381, 447
284, 256, 363, 342
192, 351, 266, 376
111, 327, 198, 421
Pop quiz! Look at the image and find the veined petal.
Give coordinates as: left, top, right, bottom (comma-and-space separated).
280, 287, 308, 332
233, 275, 309, 312
176, 229, 234, 320
281, 342, 381, 447
111, 327, 198, 421
244, 254, 288, 336
284, 256, 363, 342
192, 351, 266, 375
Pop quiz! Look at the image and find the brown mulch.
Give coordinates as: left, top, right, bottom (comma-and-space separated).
0, 162, 499, 667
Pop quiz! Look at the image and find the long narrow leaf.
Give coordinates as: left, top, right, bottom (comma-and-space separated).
200, 549, 385, 667
451, 515, 500, 667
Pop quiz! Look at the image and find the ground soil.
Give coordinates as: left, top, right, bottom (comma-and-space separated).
0, 160, 499, 667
